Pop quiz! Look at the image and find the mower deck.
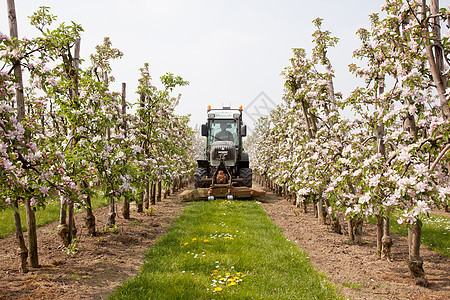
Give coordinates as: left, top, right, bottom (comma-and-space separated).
179, 185, 266, 201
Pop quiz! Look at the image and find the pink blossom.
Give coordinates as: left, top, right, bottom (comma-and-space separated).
414, 163, 428, 175
368, 174, 381, 187
397, 150, 411, 163
3, 159, 15, 171
444, 30, 450, 39
397, 217, 406, 225
30, 197, 38, 206
40, 186, 50, 195
358, 194, 370, 204
47, 77, 57, 86
413, 200, 431, 216
415, 181, 428, 193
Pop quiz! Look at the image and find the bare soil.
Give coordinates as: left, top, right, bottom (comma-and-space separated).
260, 187, 450, 300
0, 191, 189, 300
0, 186, 448, 299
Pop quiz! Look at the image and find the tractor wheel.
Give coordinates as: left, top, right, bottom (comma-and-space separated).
194, 168, 208, 188
239, 168, 252, 188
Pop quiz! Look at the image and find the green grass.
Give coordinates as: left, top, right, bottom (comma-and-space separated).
389, 213, 450, 257
110, 200, 341, 300
341, 282, 361, 290
0, 193, 109, 238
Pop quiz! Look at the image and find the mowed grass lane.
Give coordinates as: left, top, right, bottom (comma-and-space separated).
110, 200, 341, 299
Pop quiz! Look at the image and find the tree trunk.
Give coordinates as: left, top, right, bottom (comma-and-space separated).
428, 0, 449, 121
106, 196, 116, 228
163, 184, 168, 199
120, 82, 130, 219
57, 196, 70, 246
84, 192, 96, 236
348, 219, 354, 242
25, 198, 39, 268
67, 38, 80, 243
302, 198, 307, 213
317, 196, 326, 225
151, 182, 156, 205
122, 196, 130, 219
68, 202, 76, 242
408, 221, 428, 286
165, 185, 170, 197
178, 176, 183, 189
381, 216, 393, 260
293, 193, 299, 207
375, 78, 386, 258
172, 179, 177, 194
325, 199, 341, 234
376, 216, 383, 257
144, 181, 150, 209
7, 0, 25, 121
157, 180, 162, 202
348, 218, 363, 244
8, 0, 31, 271
13, 199, 28, 273
137, 191, 144, 213
353, 218, 363, 244
312, 194, 318, 218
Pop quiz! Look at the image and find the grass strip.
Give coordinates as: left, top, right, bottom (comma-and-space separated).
110, 200, 341, 299
0, 193, 108, 238
389, 213, 450, 257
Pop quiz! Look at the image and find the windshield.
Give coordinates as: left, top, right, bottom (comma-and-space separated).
208, 119, 238, 145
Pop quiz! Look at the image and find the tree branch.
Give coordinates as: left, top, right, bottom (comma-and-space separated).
430, 143, 450, 172
362, 136, 377, 145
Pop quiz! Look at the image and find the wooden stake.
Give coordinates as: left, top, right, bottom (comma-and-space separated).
121, 83, 130, 219
8, 0, 39, 269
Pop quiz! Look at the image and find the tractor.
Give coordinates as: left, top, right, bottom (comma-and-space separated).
193, 105, 254, 200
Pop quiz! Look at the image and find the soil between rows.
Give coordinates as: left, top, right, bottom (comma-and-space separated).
0, 191, 189, 300
260, 186, 449, 300
0, 186, 448, 299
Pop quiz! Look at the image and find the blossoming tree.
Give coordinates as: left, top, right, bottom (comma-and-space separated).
247, 0, 449, 284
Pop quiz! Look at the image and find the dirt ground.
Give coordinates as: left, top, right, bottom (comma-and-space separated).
261, 187, 450, 300
0, 191, 189, 300
0, 186, 449, 300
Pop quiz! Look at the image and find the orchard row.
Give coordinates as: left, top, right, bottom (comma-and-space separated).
246, 0, 449, 285
1, 6, 199, 273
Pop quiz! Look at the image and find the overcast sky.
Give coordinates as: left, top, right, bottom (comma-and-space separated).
1, 0, 386, 129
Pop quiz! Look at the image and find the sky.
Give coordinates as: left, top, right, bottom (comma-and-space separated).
1, 0, 386, 130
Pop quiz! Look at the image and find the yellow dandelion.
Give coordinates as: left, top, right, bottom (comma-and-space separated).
203, 239, 209, 243
228, 281, 237, 286
214, 287, 222, 292
236, 272, 241, 275
183, 242, 188, 246
192, 238, 197, 242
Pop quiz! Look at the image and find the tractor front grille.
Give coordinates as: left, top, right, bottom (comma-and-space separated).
210, 141, 236, 165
